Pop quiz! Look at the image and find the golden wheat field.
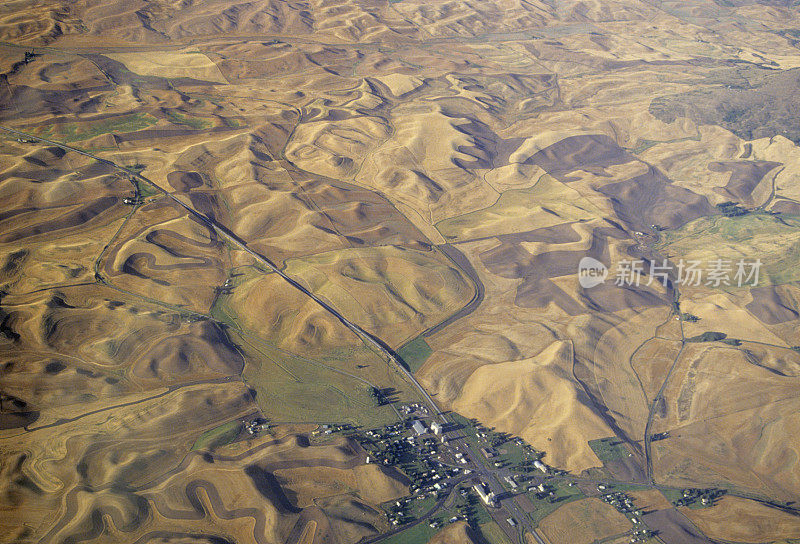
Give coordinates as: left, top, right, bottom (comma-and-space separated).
3, 1, 800, 544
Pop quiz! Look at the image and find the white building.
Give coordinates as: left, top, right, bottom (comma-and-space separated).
533, 460, 548, 473
411, 420, 427, 436
473, 483, 497, 507
431, 421, 443, 435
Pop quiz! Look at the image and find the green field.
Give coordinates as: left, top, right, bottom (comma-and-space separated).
655, 213, 800, 286
236, 333, 400, 427
527, 480, 585, 526
588, 437, 632, 462
192, 420, 242, 450
379, 507, 511, 544
135, 179, 163, 198
449, 413, 539, 473
478, 521, 514, 544
166, 110, 213, 129
32, 112, 158, 142
659, 488, 717, 509
601, 482, 656, 494
379, 494, 460, 544
207, 261, 436, 428
379, 521, 437, 544
382, 494, 437, 522
398, 336, 433, 373
496, 439, 534, 468
210, 271, 405, 428
659, 488, 685, 506
449, 413, 493, 468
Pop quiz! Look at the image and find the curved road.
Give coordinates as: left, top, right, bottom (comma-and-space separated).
2, 126, 548, 544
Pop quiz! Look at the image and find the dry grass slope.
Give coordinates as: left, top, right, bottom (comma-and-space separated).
3, 1, 800, 542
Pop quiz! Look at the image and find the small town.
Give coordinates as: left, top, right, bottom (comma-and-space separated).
297, 404, 715, 544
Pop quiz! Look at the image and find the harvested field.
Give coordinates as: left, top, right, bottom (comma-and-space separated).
651, 343, 800, 500
656, 213, 800, 287
281, 245, 475, 347
538, 498, 630, 544
682, 496, 800, 543
106, 50, 228, 83
628, 489, 672, 512
4, 1, 800, 542
642, 508, 713, 544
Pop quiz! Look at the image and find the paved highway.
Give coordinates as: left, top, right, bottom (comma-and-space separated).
443, 426, 546, 544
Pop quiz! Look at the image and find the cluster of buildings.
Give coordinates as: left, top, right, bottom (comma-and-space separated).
428, 514, 465, 529
527, 482, 556, 500
357, 413, 563, 536
629, 528, 656, 543
244, 418, 269, 435
311, 423, 350, 436
672, 488, 722, 507
365, 422, 404, 439
597, 487, 662, 541
356, 408, 684, 543
387, 497, 414, 526
400, 403, 430, 417
599, 489, 644, 525
504, 475, 518, 490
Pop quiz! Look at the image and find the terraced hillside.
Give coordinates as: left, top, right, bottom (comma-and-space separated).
2, 1, 800, 544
